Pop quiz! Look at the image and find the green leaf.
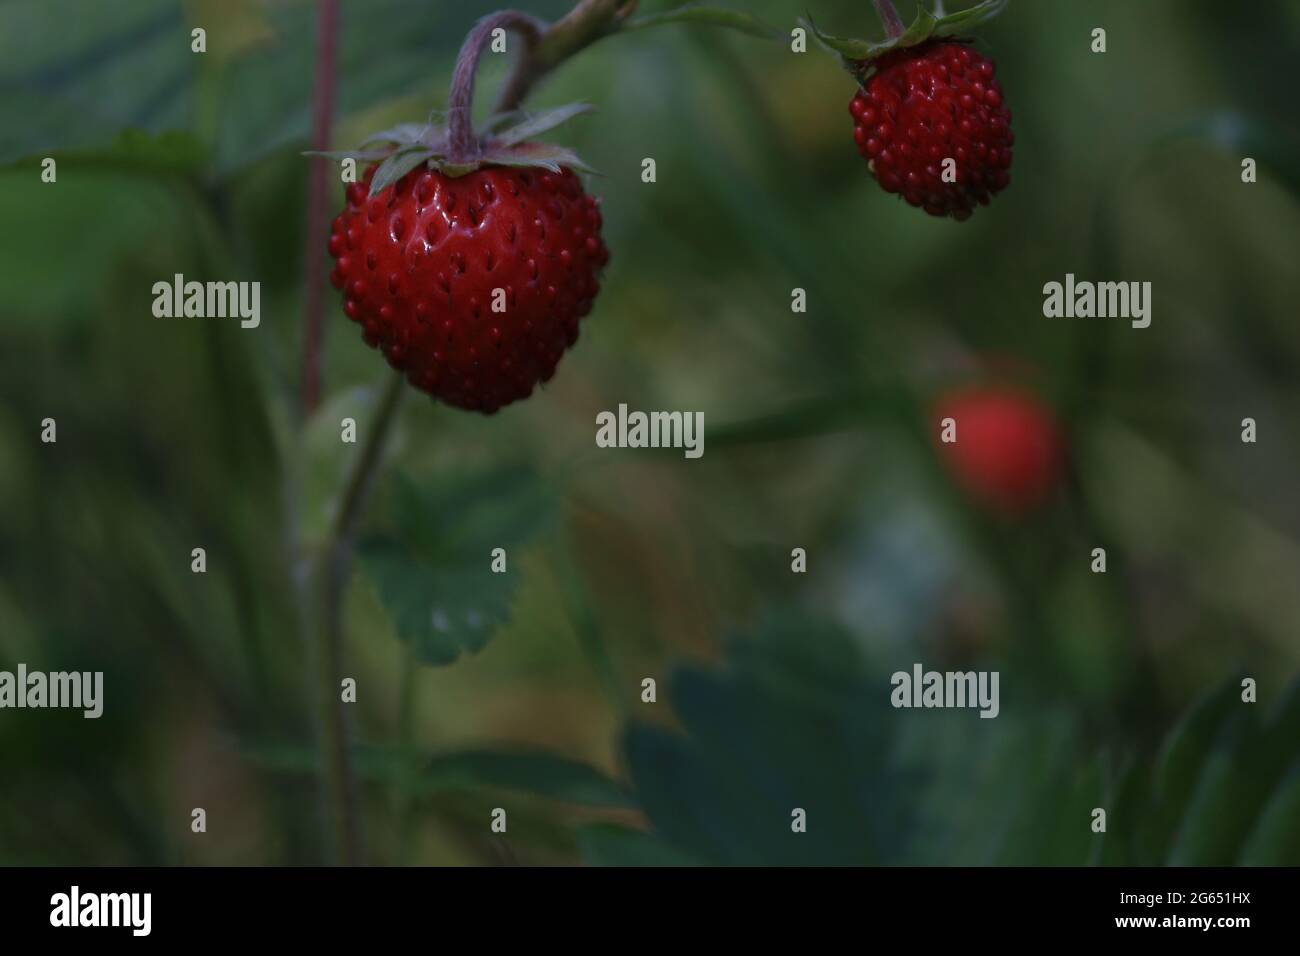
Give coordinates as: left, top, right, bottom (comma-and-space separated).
358, 466, 554, 666
17, 129, 209, 176
357, 538, 515, 666
368, 147, 434, 198
1238, 764, 1300, 865
0, 0, 194, 165
1148, 678, 1243, 857
0, 0, 502, 174
0, 165, 208, 324
623, 5, 780, 40
1143, 677, 1300, 865
707, 390, 881, 449
480, 142, 597, 175
492, 103, 596, 148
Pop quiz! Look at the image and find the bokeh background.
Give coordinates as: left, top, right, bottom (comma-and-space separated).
2, 0, 1299, 865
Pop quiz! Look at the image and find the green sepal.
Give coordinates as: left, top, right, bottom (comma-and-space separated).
368, 146, 437, 196
492, 103, 595, 148
806, 0, 1007, 74
479, 142, 598, 176
304, 100, 599, 193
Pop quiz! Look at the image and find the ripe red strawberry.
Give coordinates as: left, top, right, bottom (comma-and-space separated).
328, 161, 607, 413
849, 41, 1013, 220
933, 385, 1063, 516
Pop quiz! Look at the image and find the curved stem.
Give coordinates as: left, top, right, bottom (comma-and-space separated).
447, 11, 547, 164
874, 0, 905, 39
495, 0, 633, 112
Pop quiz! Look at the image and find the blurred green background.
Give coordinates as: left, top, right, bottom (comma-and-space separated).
2, 0, 1299, 866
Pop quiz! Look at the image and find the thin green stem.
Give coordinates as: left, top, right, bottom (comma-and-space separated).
395, 640, 420, 865
315, 370, 405, 865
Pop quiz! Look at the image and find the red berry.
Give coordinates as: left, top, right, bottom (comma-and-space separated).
933, 386, 1063, 516
850, 41, 1013, 220
330, 159, 609, 413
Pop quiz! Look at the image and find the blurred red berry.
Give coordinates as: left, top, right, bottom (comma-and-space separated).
850, 40, 1013, 220
330, 161, 609, 414
933, 386, 1063, 516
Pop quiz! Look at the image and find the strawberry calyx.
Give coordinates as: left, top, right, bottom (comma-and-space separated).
805, 0, 1008, 80
306, 102, 597, 197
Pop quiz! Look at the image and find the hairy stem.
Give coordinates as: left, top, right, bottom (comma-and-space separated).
874, 0, 905, 39
446, 11, 547, 164
496, 0, 636, 112
300, 0, 340, 416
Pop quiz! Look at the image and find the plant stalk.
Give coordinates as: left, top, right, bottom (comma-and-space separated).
300, 0, 341, 416
874, 0, 905, 39
315, 370, 406, 865
496, 0, 636, 112
446, 11, 548, 164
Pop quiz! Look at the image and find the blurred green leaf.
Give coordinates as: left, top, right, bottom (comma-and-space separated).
0, 0, 193, 164
1239, 765, 1300, 865
1143, 678, 1300, 865
0, 0, 504, 174
417, 749, 634, 807
607, 614, 918, 866
357, 541, 513, 665
624, 6, 780, 40
0, 166, 208, 324
245, 741, 632, 807
358, 465, 554, 666
1148, 677, 1244, 858
2, 129, 209, 175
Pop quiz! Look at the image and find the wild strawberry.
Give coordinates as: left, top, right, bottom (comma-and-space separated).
850, 41, 1012, 220
312, 8, 612, 414
809, 0, 1013, 220
933, 385, 1064, 516
328, 161, 608, 414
